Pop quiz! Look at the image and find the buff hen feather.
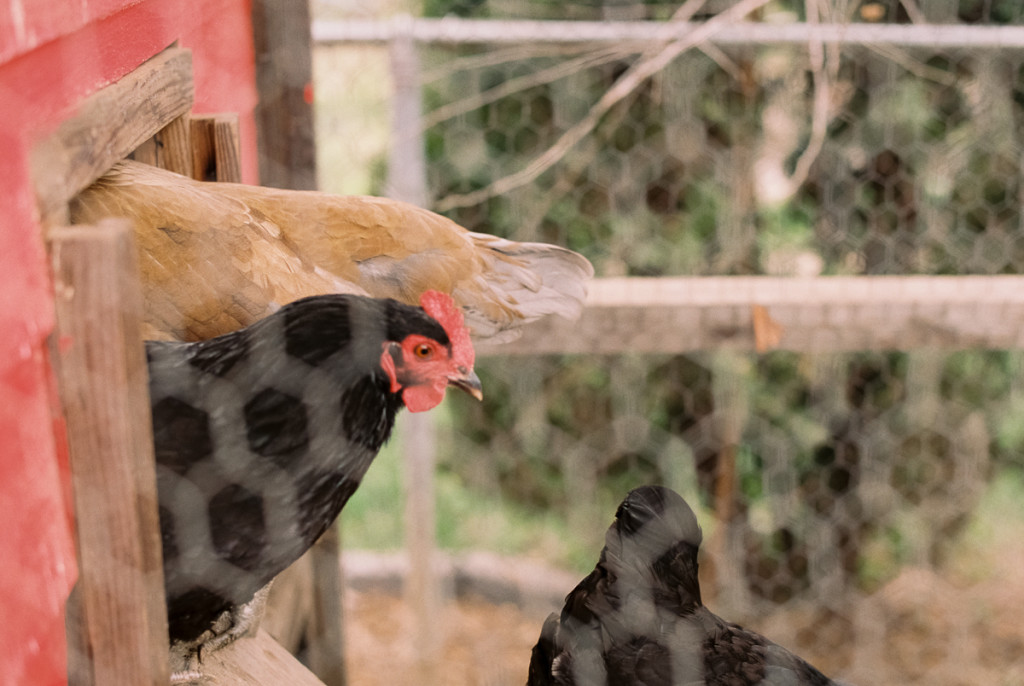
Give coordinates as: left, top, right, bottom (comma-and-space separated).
69, 160, 593, 342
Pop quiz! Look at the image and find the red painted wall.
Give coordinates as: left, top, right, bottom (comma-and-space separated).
0, 1, 259, 683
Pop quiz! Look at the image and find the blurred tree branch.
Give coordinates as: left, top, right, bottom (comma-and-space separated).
779, 0, 833, 203
435, 0, 774, 212
422, 44, 642, 130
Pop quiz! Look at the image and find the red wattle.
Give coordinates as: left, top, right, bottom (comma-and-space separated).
401, 381, 447, 413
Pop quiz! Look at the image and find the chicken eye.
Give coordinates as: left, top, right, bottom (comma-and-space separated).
414, 343, 433, 359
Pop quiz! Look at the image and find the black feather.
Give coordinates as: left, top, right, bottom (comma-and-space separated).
243, 388, 310, 464
148, 294, 446, 644
184, 328, 251, 376
527, 486, 844, 686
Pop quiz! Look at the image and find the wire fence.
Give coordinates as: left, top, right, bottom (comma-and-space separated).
312, 5, 1024, 685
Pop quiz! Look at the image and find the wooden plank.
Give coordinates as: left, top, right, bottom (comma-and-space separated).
190, 116, 217, 181
251, 4, 341, 682
264, 551, 314, 653
191, 114, 243, 182
401, 413, 442, 683
130, 137, 160, 167
129, 113, 194, 178
251, 0, 317, 190
312, 17, 1024, 49
153, 114, 195, 177
306, 527, 346, 686
213, 115, 243, 182
476, 275, 1024, 356
386, 29, 441, 685
263, 530, 345, 685
32, 47, 194, 225
50, 219, 169, 686
193, 631, 325, 685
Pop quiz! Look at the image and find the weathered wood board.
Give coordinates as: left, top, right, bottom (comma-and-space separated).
33, 47, 194, 226
184, 631, 326, 686
478, 275, 1024, 356
51, 220, 170, 686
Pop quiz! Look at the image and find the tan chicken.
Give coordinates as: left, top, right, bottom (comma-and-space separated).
70, 160, 593, 342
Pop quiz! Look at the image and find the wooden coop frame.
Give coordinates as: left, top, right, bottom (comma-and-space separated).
38, 45, 329, 686
30, 11, 1024, 686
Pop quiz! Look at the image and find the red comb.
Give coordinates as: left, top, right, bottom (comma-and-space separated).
419, 290, 474, 370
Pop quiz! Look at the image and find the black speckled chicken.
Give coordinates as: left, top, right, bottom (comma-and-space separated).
149, 290, 480, 677
528, 486, 845, 686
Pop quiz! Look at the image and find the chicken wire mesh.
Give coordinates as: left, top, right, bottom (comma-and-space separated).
312, 3, 1024, 685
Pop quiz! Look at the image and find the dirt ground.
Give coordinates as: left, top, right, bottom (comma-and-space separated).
343, 589, 545, 686
341, 553, 1024, 686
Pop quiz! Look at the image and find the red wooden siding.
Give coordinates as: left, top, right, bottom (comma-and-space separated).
0, 1, 259, 683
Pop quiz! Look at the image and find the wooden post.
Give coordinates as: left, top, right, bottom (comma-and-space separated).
152, 114, 195, 178
389, 23, 444, 680
190, 114, 243, 182
50, 219, 169, 686
189, 116, 217, 180
707, 352, 752, 615
251, 4, 345, 683
213, 116, 244, 182
299, 526, 343, 686
251, 0, 318, 190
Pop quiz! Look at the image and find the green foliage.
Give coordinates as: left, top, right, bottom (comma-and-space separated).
340, 407, 610, 572
333, 4, 1024, 601
338, 439, 405, 550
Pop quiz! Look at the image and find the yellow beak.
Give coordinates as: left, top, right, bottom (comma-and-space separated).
448, 368, 483, 401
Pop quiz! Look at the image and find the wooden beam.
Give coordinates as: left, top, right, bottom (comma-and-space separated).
130, 138, 159, 168
263, 552, 314, 652
190, 116, 215, 179
251, 5, 342, 682
130, 114, 194, 178
156, 114, 196, 178
194, 631, 325, 685
263, 530, 346, 686
251, 0, 317, 190
190, 114, 243, 182
213, 115, 243, 182
50, 219, 169, 686
477, 275, 1024, 356
33, 47, 194, 225
305, 528, 346, 686
313, 17, 1024, 49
